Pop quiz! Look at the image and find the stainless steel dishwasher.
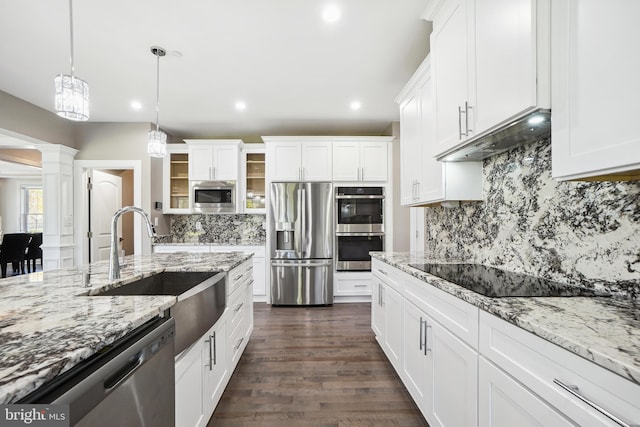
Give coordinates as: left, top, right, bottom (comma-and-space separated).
19, 317, 176, 427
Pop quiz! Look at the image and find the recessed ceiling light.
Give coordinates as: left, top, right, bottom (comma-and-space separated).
322, 4, 341, 23
130, 100, 142, 110
235, 101, 247, 111
350, 100, 362, 111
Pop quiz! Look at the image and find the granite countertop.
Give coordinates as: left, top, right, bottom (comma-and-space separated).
371, 252, 640, 386
0, 251, 253, 404
153, 240, 265, 247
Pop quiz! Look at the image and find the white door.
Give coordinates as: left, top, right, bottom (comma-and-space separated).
478, 357, 575, 427
268, 142, 301, 181
402, 300, 430, 415
89, 170, 122, 262
383, 283, 403, 371
361, 142, 388, 182
332, 141, 360, 181
409, 208, 425, 253
301, 142, 332, 181
429, 317, 478, 427
189, 144, 214, 181
212, 144, 238, 181
400, 90, 421, 205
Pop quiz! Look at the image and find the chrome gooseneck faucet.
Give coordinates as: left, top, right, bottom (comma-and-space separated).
109, 206, 156, 282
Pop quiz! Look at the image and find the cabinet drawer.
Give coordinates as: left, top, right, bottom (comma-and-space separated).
480, 311, 640, 426
228, 260, 252, 297
404, 273, 479, 349
335, 275, 371, 296
371, 259, 403, 293
228, 284, 246, 334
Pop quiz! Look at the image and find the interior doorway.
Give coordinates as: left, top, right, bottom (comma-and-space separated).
74, 160, 142, 265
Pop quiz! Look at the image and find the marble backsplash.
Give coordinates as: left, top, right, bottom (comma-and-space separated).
169, 214, 266, 244
424, 138, 640, 299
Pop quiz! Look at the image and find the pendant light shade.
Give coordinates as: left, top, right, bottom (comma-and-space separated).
55, 0, 89, 121
148, 46, 167, 158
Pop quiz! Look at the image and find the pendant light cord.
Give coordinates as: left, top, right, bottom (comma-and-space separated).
155, 51, 160, 132
68, 0, 75, 78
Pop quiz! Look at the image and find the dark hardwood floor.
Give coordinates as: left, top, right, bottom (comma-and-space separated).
209, 303, 428, 427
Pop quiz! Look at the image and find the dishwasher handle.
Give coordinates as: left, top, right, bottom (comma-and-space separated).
104, 353, 144, 390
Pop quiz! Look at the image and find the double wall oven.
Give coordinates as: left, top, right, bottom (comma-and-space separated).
335, 186, 384, 271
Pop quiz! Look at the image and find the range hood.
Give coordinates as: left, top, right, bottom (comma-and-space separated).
435, 109, 551, 162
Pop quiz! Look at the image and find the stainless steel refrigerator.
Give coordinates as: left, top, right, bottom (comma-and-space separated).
269, 182, 333, 305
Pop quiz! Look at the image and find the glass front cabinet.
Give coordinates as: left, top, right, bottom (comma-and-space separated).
242, 144, 266, 213
163, 144, 191, 214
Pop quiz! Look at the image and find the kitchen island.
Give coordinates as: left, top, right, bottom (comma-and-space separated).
371, 252, 640, 426
0, 251, 252, 404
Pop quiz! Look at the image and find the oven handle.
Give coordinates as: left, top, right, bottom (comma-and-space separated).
271, 260, 333, 268
335, 195, 385, 199
336, 232, 385, 237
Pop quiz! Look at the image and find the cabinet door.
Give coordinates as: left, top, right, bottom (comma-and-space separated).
383, 283, 403, 371
175, 341, 206, 427
361, 142, 388, 182
252, 255, 266, 297
371, 281, 384, 338
552, 0, 640, 180
416, 69, 445, 203
268, 142, 301, 181
432, 0, 473, 153
479, 357, 574, 427
332, 141, 360, 181
203, 320, 228, 418
401, 300, 430, 415
399, 89, 421, 206
213, 144, 239, 181
429, 317, 478, 427
301, 142, 332, 181
189, 145, 214, 181
474, 0, 538, 134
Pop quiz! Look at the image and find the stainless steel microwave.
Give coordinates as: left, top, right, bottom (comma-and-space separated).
192, 181, 236, 213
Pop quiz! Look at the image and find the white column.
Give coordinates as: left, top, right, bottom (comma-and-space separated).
39, 144, 78, 270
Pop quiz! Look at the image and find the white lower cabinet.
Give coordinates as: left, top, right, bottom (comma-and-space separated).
175, 318, 228, 427
478, 357, 573, 427
372, 258, 640, 427
175, 261, 254, 427
402, 299, 478, 427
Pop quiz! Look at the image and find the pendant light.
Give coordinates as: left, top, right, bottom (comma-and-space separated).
54, 0, 89, 121
148, 46, 167, 158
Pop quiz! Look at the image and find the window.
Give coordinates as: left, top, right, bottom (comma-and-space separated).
22, 186, 43, 233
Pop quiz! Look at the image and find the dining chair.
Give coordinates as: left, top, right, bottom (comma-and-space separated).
0, 233, 32, 278
26, 232, 43, 273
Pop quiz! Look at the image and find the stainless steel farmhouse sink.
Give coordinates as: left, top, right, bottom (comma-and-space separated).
94, 271, 226, 355
95, 271, 219, 298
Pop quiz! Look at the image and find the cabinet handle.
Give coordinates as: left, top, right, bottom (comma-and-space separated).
458, 105, 464, 139
354, 284, 368, 288
553, 379, 636, 427
415, 181, 420, 200
213, 166, 217, 179
234, 337, 244, 351
212, 331, 217, 366
465, 101, 473, 134
234, 302, 244, 313
204, 334, 214, 370
209, 166, 212, 180
424, 323, 432, 355
377, 269, 388, 276
419, 317, 425, 352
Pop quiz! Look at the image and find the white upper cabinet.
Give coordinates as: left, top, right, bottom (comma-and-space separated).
332, 137, 392, 182
397, 55, 483, 207
162, 144, 191, 214
264, 137, 332, 182
425, 0, 550, 157
551, 0, 640, 181
185, 140, 242, 182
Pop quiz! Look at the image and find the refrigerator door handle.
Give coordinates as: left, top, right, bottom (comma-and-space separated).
301, 186, 306, 258
271, 260, 332, 268
295, 186, 302, 256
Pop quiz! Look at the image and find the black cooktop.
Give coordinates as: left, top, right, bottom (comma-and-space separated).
408, 263, 610, 298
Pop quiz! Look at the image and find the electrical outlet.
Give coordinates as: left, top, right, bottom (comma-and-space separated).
154, 217, 159, 227
195, 221, 202, 231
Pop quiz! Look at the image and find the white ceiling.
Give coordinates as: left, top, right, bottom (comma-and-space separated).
0, 0, 431, 139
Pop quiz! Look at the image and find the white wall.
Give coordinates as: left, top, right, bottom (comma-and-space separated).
0, 91, 76, 148
390, 121, 410, 251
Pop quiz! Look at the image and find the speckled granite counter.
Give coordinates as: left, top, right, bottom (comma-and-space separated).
0, 251, 252, 404
371, 252, 640, 386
